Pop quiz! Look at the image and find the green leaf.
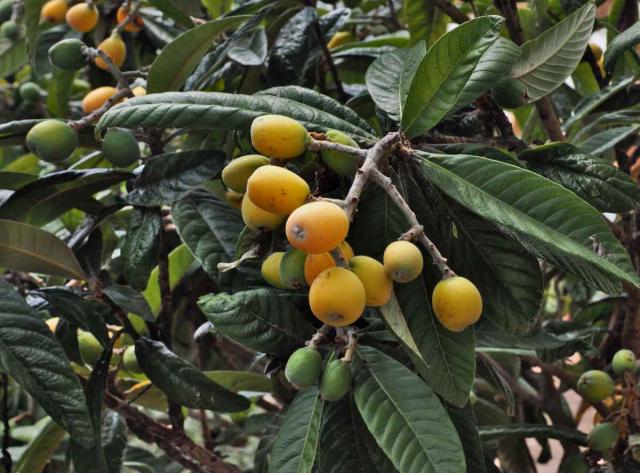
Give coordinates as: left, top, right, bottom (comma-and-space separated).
352, 345, 466, 473
446, 405, 487, 473
135, 337, 250, 412
198, 289, 316, 357
401, 16, 503, 137
101, 411, 127, 473
521, 143, 640, 212
0, 169, 132, 226
269, 387, 324, 473
24, 0, 46, 66
147, 16, 250, 93
172, 189, 244, 283
206, 371, 273, 394
148, 0, 199, 27
142, 243, 195, 316
34, 287, 110, 346
0, 219, 87, 279
121, 208, 162, 290
102, 285, 155, 322
0, 172, 37, 190
127, 150, 225, 207
454, 37, 520, 109
13, 417, 66, 473
0, 38, 27, 78
0, 281, 95, 447
575, 125, 640, 155
404, 0, 448, 47
604, 22, 640, 70
96, 90, 377, 141
478, 424, 587, 445
365, 42, 426, 122
228, 26, 268, 66
318, 398, 398, 473
417, 152, 640, 294
378, 292, 423, 361
511, 3, 596, 101
395, 279, 476, 407
46, 68, 75, 117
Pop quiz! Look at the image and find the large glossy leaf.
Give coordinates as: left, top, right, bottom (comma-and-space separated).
353, 345, 466, 473
365, 42, 426, 122
0, 281, 94, 447
378, 292, 423, 360
102, 285, 155, 323
317, 398, 398, 473
575, 125, 640, 155
0, 220, 87, 279
395, 279, 476, 407
121, 208, 162, 290
206, 371, 273, 394
446, 405, 487, 473
401, 16, 503, 137
172, 189, 244, 282
454, 37, 520, 109
127, 150, 225, 206
604, 22, 640, 70
198, 288, 316, 357
135, 337, 250, 412
511, 3, 595, 101
0, 171, 36, 190
404, 0, 448, 47
13, 417, 66, 473
417, 152, 640, 294
0, 169, 131, 226
521, 143, 640, 212
147, 16, 249, 93
269, 387, 324, 473
228, 26, 268, 66
96, 90, 377, 141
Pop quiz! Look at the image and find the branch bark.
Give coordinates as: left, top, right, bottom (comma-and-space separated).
432, 0, 470, 24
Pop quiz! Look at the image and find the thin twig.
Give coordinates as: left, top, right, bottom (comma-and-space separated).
310, 19, 347, 102
81, 46, 129, 89
308, 137, 368, 158
432, 0, 470, 24
69, 88, 133, 130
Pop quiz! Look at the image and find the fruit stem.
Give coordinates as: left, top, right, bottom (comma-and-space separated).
329, 248, 348, 268
81, 45, 130, 89
308, 324, 331, 349
343, 329, 358, 363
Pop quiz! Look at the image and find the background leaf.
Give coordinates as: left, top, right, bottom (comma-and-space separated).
404, 0, 448, 47
13, 417, 66, 473
121, 208, 162, 290
604, 21, 640, 71
0, 219, 87, 279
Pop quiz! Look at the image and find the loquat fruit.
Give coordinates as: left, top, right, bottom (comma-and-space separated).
309, 267, 366, 327
432, 276, 482, 332
383, 240, 423, 283
246, 165, 310, 215
65, 2, 99, 32
349, 255, 393, 307
286, 202, 349, 254
241, 193, 285, 231
222, 154, 270, 194
250, 114, 309, 159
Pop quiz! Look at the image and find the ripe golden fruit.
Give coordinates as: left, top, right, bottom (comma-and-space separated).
250, 114, 309, 159
588, 422, 618, 451
319, 359, 350, 401
285, 347, 322, 389
577, 370, 614, 402
49, 38, 86, 71
41, 0, 68, 23
102, 128, 140, 167
304, 241, 354, 285
327, 31, 353, 49
349, 255, 393, 307
222, 154, 270, 193
261, 252, 285, 288
132, 86, 146, 97
241, 193, 285, 231
78, 330, 103, 366
26, 119, 78, 163
246, 165, 310, 215
116, 5, 144, 32
46, 317, 60, 333
286, 202, 349, 254
279, 248, 307, 289
96, 34, 126, 70
81, 86, 117, 113
309, 267, 366, 327
321, 129, 360, 176
123, 345, 143, 375
432, 276, 482, 332
590, 43, 603, 61
612, 349, 636, 375
383, 240, 423, 283
66, 3, 99, 32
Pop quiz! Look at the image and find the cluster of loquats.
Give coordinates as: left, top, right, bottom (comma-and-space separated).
221, 114, 486, 399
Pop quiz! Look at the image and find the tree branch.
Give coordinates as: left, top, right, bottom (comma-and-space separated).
310, 19, 347, 102
432, 0, 470, 24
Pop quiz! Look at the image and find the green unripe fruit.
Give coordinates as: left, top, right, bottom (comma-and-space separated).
78, 330, 103, 366
588, 422, 618, 451
493, 78, 528, 109
562, 454, 589, 473
123, 345, 143, 375
26, 119, 78, 163
285, 347, 322, 389
221, 154, 269, 193
280, 248, 307, 289
612, 349, 636, 375
0, 20, 19, 39
101, 128, 140, 167
19, 82, 41, 103
577, 369, 614, 403
49, 38, 86, 71
319, 359, 350, 401
0, 0, 13, 22
320, 130, 360, 176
